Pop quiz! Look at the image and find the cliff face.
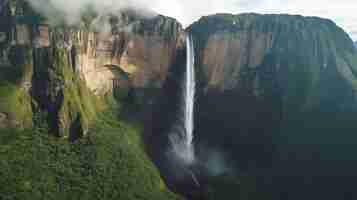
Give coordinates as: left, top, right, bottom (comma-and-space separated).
2, 0, 357, 170
0, 0, 184, 137
189, 13, 357, 168
0, 0, 33, 129
0, 2, 185, 198
74, 15, 184, 96
2, 2, 357, 197
190, 13, 357, 108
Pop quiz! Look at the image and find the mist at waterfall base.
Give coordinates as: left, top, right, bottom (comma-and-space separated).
166, 35, 233, 183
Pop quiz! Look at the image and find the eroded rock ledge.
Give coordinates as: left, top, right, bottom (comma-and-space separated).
0, 0, 185, 137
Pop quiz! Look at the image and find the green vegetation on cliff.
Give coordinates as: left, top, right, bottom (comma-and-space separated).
0, 107, 180, 200
1, 1, 183, 198
0, 46, 33, 128
55, 48, 100, 138
29, 46, 105, 137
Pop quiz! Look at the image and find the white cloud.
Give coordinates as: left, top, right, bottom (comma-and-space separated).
26, 0, 357, 40
26, 0, 158, 25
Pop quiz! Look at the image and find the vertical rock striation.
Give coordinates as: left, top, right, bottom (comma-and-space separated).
0, 0, 185, 137
188, 13, 357, 169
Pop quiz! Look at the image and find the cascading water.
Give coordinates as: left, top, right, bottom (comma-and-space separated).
169, 33, 196, 167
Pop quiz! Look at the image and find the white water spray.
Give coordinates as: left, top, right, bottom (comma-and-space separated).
169, 34, 196, 166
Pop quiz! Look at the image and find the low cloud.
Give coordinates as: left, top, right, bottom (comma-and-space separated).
25, 0, 157, 26
26, 0, 357, 40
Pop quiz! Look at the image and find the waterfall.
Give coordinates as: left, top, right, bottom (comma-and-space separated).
184, 34, 196, 164
169, 34, 196, 166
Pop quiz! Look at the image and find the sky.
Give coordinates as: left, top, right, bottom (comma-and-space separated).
151, 0, 357, 40
26, 0, 357, 40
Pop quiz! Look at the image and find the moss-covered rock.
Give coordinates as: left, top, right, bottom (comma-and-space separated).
30, 46, 104, 138
0, 45, 33, 129
0, 0, 184, 137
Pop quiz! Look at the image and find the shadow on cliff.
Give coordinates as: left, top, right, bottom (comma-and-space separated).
142, 44, 208, 199
143, 45, 185, 178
